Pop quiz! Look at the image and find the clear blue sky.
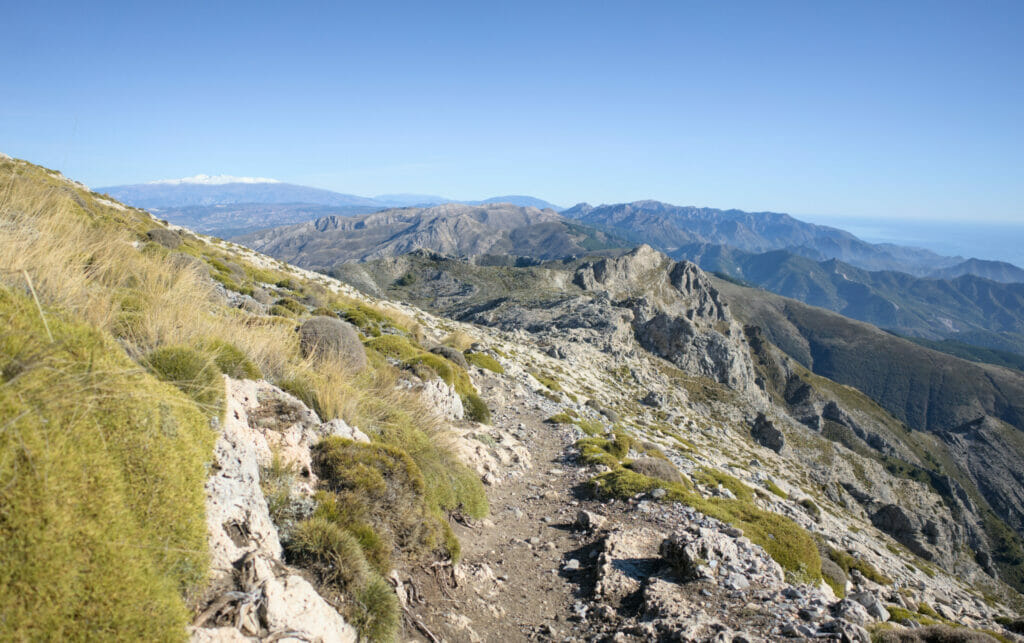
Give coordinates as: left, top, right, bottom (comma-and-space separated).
2, 1, 1022, 222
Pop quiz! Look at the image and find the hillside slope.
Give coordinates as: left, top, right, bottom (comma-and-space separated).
4, 156, 1024, 641
685, 245, 1024, 357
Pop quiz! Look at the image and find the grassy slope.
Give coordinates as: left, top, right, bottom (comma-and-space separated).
0, 156, 487, 639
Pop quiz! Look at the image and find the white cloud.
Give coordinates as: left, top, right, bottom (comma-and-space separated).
148, 174, 281, 185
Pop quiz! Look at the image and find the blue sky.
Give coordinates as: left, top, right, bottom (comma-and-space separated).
2, 1, 1022, 222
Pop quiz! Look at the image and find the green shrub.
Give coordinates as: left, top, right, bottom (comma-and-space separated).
590, 467, 691, 501
462, 392, 491, 424
532, 372, 562, 392
313, 437, 439, 557
268, 304, 296, 318
287, 516, 370, 594
261, 453, 299, 526
546, 412, 575, 424
351, 572, 400, 642
277, 373, 324, 419
336, 302, 402, 337
576, 433, 634, 467
274, 297, 306, 315
365, 335, 423, 361
143, 345, 225, 417
626, 457, 684, 483
0, 287, 214, 640
204, 339, 261, 379
692, 468, 754, 502
466, 352, 504, 374
764, 479, 787, 498
800, 498, 822, 521
827, 547, 893, 585
310, 491, 391, 574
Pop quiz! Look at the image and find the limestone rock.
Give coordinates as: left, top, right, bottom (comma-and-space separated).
260, 574, 358, 642
750, 413, 784, 453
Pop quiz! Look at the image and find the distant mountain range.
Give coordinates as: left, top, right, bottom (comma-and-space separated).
102, 179, 1024, 360
236, 203, 625, 269
687, 245, 1024, 356
562, 200, 969, 276
97, 179, 563, 236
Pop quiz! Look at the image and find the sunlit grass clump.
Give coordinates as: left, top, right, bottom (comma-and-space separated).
0, 287, 215, 640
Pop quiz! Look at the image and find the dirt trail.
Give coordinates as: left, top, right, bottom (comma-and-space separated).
406, 376, 603, 642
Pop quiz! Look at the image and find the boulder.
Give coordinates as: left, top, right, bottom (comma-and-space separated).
830, 599, 872, 626
320, 418, 370, 443
751, 413, 784, 453
819, 619, 870, 643
260, 574, 357, 642
298, 316, 367, 370
576, 509, 607, 532
848, 591, 890, 622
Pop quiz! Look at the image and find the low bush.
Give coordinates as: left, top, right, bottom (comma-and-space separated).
462, 392, 491, 424
828, 547, 893, 585
274, 297, 306, 315
287, 516, 370, 595
143, 345, 225, 417
627, 457, 684, 483
365, 334, 422, 361
204, 339, 262, 380
466, 351, 504, 374
764, 479, 787, 498
351, 572, 400, 642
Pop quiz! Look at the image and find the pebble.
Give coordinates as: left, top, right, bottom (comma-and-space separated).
563, 559, 581, 571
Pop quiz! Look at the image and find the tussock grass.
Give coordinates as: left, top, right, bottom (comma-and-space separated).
0, 158, 487, 637
0, 287, 215, 640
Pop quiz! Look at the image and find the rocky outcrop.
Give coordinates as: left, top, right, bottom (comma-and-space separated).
940, 416, 1024, 536
750, 413, 785, 453
573, 245, 761, 392
192, 377, 359, 642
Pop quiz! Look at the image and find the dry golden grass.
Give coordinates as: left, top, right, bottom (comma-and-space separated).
0, 157, 488, 639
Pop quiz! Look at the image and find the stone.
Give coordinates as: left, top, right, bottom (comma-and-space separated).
563, 559, 582, 571
750, 413, 784, 453
319, 418, 370, 443
576, 510, 607, 531
819, 619, 870, 643
830, 599, 872, 626
260, 575, 357, 642
641, 390, 666, 408
848, 591, 890, 622
298, 316, 367, 370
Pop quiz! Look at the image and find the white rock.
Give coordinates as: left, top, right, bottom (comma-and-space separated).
261, 575, 358, 642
